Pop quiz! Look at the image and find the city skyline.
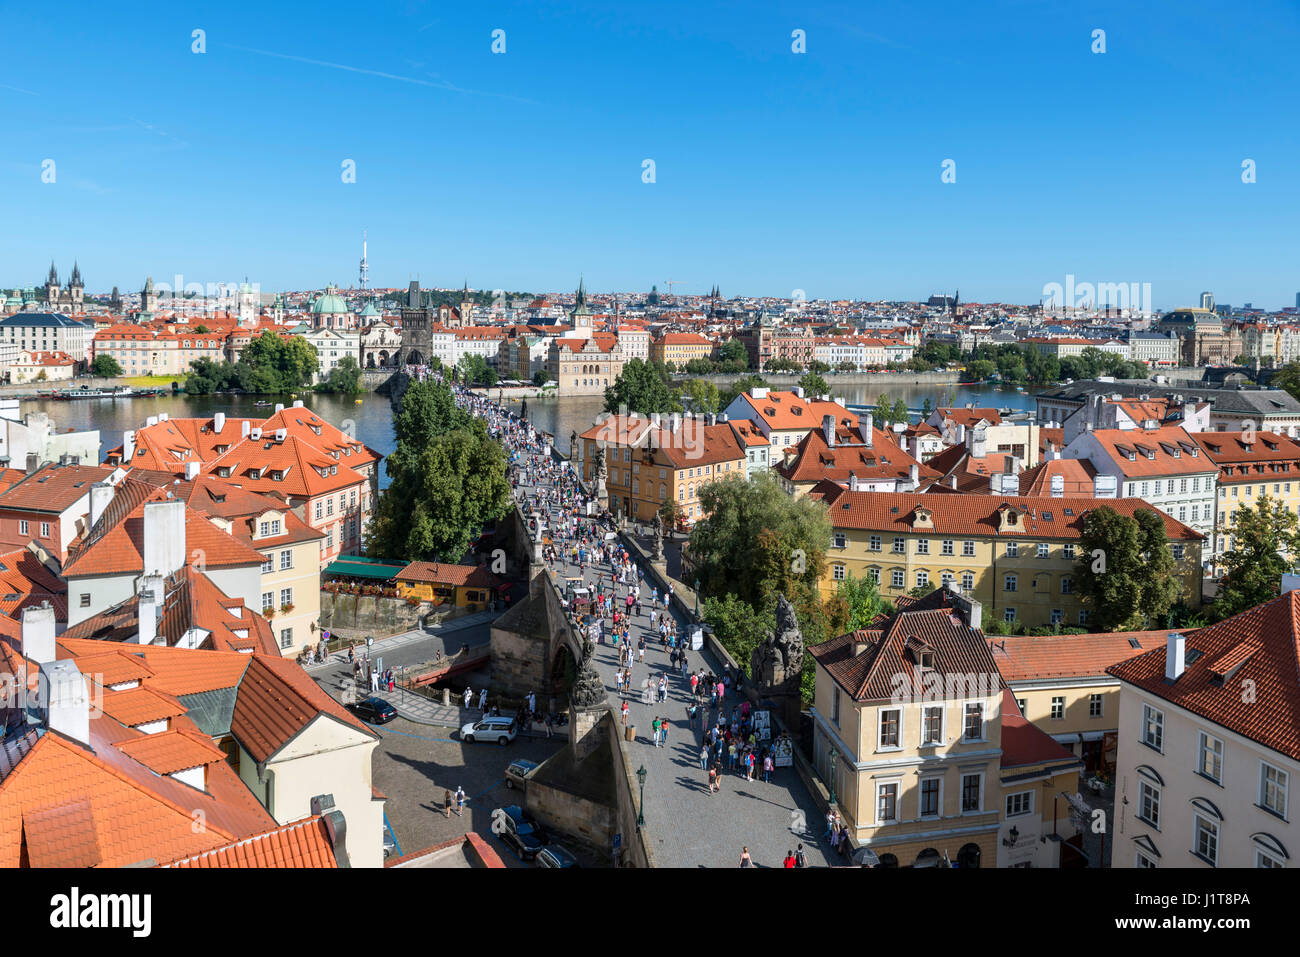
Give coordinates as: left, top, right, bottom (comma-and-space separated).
4, 1, 1298, 308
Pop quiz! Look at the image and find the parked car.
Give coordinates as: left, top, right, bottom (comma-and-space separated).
461, 715, 518, 745
504, 758, 539, 789
493, 805, 548, 860
351, 697, 397, 724
535, 844, 580, 868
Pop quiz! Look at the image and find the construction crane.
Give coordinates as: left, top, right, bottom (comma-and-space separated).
663, 279, 692, 299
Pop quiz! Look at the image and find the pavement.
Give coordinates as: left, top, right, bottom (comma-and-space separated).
518, 476, 836, 868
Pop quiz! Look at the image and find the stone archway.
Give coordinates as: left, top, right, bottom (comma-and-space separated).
378, 350, 389, 367
956, 843, 981, 868
406, 349, 425, 366
365, 353, 376, 369
550, 642, 577, 698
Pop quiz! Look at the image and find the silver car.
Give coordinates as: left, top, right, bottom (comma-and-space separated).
461, 715, 517, 745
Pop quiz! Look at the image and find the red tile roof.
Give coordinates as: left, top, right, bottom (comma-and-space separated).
999, 690, 1080, 770
1107, 591, 1300, 761
989, 630, 1168, 682
159, 815, 339, 868
395, 562, 498, 588
0, 462, 115, 514
1087, 426, 1214, 478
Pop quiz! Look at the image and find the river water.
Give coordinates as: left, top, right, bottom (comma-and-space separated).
18, 382, 1035, 478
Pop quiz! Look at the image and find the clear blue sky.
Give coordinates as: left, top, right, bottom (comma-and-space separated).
4, 0, 1298, 309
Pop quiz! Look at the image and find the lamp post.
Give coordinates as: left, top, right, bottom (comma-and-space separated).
636, 764, 648, 829
694, 578, 701, 617
828, 746, 839, 807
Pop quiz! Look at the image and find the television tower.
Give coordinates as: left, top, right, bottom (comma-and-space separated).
358, 230, 369, 290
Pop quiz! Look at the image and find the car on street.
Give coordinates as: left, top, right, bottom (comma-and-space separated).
461, 715, 518, 745
493, 805, 548, 860
504, 758, 539, 790
351, 697, 397, 724
535, 844, 580, 868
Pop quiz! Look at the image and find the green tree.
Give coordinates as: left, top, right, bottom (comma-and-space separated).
1270, 362, 1300, 402
90, 354, 124, 378
679, 378, 720, 414
193, 324, 210, 334
368, 379, 510, 562
966, 359, 997, 382
872, 393, 909, 426
603, 358, 682, 414
532, 369, 550, 387
1212, 495, 1300, 620
238, 331, 317, 392
702, 594, 775, 676
824, 574, 889, 635
798, 371, 829, 397
321, 355, 362, 394
808, 359, 831, 375
717, 338, 748, 369
1075, 507, 1183, 631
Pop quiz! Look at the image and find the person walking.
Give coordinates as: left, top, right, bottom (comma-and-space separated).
783, 850, 796, 868
621, 700, 629, 725
763, 753, 774, 784
795, 844, 807, 868
740, 846, 753, 868
708, 764, 718, 794
699, 744, 709, 771
443, 789, 452, 818
463, 686, 473, 710
660, 719, 669, 748
454, 786, 466, 817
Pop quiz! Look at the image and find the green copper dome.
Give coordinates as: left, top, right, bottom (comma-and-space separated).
311, 283, 347, 314
359, 301, 380, 317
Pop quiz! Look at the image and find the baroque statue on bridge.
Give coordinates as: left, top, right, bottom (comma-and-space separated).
569, 635, 607, 709
751, 594, 805, 697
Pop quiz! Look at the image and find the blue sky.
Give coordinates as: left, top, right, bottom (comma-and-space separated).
3, 0, 1298, 308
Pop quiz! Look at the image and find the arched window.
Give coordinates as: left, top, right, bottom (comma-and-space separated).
957, 843, 981, 868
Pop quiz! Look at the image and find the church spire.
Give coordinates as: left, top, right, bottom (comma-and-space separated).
47, 261, 58, 286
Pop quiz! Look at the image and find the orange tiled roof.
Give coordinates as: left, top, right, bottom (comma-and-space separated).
115, 728, 227, 774
776, 427, 936, 485
1108, 591, 1300, 761
989, 630, 1169, 682
0, 463, 115, 513
395, 562, 498, 588
735, 391, 858, 433
999, 689, 1080, 770
1088, 426, 1214, 478
99, 685, 188, 726
160, 815, 339, 868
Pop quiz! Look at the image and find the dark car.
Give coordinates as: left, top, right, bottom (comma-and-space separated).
352, 697, 397, 724
535, 844, 580, 868
492, 805, 548, 861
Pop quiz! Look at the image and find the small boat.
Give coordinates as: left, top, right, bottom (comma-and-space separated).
354, 398, 363, 404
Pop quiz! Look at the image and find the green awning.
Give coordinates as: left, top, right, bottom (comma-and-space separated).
325, 556, 406, 581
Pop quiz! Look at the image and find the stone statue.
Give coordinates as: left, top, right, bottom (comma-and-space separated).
651, 512, 664, 562
592, 445, 608, 505
569, 635, 607, 708
751, 594, 805, 694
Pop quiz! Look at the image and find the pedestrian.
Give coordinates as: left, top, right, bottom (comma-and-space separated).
478, 687, 488, 711
783, 849, 796, 868
690, 672, 699, 696
763, 754, 774, 783
660, 719, 669, 748
463, 686, 473, 710
652, 715, 661, 747
370, 669, 379, 693
699, 744, 709, 770
795, 844, 807, 868
443, 789, 452, 818
615, 670, 624, 696
621, 700, 629, 725
454, 786, 466, 817
544, 712, 554, 738
740, 846, 752, 868
708, 764, 718, 794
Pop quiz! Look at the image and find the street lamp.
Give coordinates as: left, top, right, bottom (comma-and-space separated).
828, 746, 839, 807
636, 764, 648, 829
694, 578, 701, 617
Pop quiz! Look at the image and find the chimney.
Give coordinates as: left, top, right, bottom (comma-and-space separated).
25, 453, 39, 474
792, 386, 805, 399
899, 434, 909, 454
311, 795, 352, 868
143, 500, 186, 577
822, 414, 835, 447
1165, 632, 1187, 681
1050, 474, 1065, 498
184, 461, 200, 480
41, 659, 90, 747
146, 415, 158, 427
848, 470, 859, 492
213, 412, 226, 434
706, 412, 716, 426
949, 475, 958, 489
909, 463, 919, 484
853, 637, 870, 657
275, 428, 287, 442
88, 481, 114, 529
293, 400, 304, 408
989, 474, 1001, 493
241, 420, 252, 438
275, 403, 284, 414
138, 575, 163, 645
956, 422, 967, 444
123, 429, 136, 462
158, 412, 169, 422
21, 603, 56, 665
250, 428, 263, 440
863, 413, 873, 447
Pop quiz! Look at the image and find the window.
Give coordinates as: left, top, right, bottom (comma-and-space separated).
962, 541, 976, 557
1142, 704, 1164, 752
1197, 732, 1223, 784
868, 567, 880, 584
961, 773, 982, 812
921, 706, 943, 746
869, 534, 882, 552
1193, 816, 1218, 866
892, 537, 905, 554
831, 687, 840, 725
1063, 543, 1076, 559
832, 563, 846, 581
919, 777, 940, 817
878, 709, 901, 749
1135, 850, 1158, 869
18, 520, 27, 536
79, 593, 90, 608
1257, 849, 1285, 869
261, 554, 272, 574
1003, 607, 1016, 624
1172, 544, 1185, 561
1138, 780, 1161, 828
833, 532, 846, 548
961, 571, 975, 591
915, 571, 929, 589
1006, 542, 1018, 557
1004, 574, 1017, 592
279, 628, 293, 649
1261, 764, 1289, 818
39, 522, 49, 538
1050, 696, 1065, 720
262, 592, 274, 612
1037, 542, 1048, 559
891, 569, 905, 589
963, 703, 984, 741
1089, 693, 1103, 717
1060, 575, 1073, 594
1006, 791, 1033, 817
916, 539, 929, 555
942, 539, 954, 556
280, 549, 293, 570
314, 501, 322, 520
876, 782, 899, 823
